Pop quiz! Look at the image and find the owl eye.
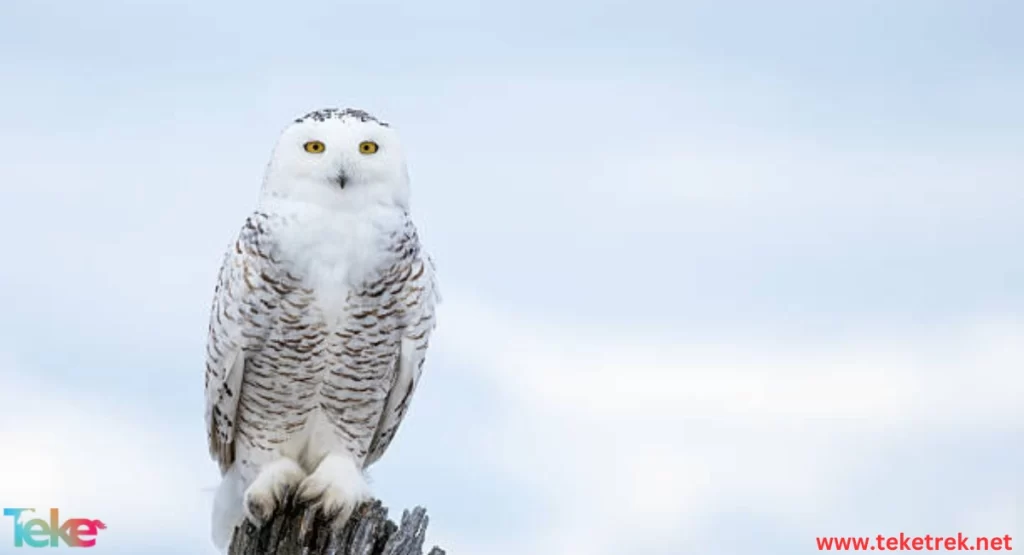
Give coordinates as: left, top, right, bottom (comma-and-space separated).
359, 141, 379, 155
303, 141, 326, 153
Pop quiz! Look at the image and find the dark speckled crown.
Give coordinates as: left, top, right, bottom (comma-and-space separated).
294, 108, 390, 127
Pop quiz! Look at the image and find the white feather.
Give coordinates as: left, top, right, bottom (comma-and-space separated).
211, 463, 245, 552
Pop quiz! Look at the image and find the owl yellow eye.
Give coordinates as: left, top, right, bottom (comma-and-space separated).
303, 140, 325, 153
359, 141, 379, 155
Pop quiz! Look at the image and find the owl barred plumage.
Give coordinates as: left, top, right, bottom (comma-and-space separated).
203, 108, 439, 551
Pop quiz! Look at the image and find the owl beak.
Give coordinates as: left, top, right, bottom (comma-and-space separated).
336, 170, 348, 189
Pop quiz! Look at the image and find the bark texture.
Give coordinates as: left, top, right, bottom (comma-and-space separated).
228, 498, 445, 555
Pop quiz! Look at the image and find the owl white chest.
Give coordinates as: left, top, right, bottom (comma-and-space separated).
268, 201, 399, 323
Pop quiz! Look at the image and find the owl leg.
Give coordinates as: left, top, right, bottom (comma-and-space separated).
295, 451, 371, 525
242, 457, 307, 526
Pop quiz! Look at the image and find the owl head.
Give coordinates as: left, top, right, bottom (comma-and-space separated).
261, 108, 411, 210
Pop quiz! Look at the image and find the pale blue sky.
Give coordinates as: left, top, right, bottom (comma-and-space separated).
0, 1, 1021, 554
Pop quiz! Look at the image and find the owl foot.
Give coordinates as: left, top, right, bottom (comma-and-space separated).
295, 452, 371, 526
243, 457, 307, 527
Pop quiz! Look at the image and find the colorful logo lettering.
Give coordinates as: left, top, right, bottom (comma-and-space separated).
3, 508, 106, 548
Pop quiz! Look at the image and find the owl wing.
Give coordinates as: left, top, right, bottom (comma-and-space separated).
364, 242, 440, 467
204, 215, 285, 474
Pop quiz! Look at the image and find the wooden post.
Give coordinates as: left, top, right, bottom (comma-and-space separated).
228, 498, 446, 555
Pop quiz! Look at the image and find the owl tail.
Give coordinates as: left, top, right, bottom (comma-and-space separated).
211, 463, 246, 552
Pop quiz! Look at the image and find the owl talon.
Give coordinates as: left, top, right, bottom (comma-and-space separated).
245, 495, 274, 527
294, 453, 370, 526
242, 457, 307, 527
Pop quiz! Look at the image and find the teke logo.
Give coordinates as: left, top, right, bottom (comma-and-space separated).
2, 508, 106, 548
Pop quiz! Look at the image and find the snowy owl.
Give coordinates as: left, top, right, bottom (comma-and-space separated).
203, 108, 439, 550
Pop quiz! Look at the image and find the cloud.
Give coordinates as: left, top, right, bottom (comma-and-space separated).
430, 293, 1023, 554
0, 354, 219, 554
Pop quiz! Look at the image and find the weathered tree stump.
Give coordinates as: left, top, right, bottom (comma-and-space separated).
229, 498, 446, 555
